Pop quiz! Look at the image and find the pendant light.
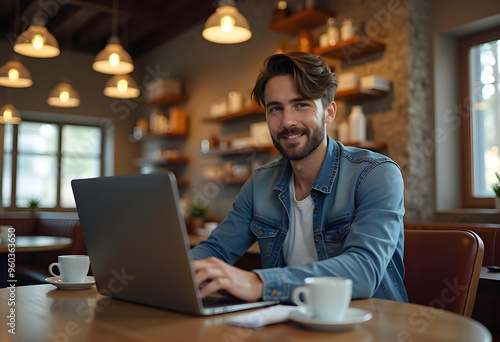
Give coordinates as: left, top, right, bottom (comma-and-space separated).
0, 59, 33, 88
92, 0, 134, 75
47, 82, 80, 107
202, 0, 252, 44
1, 1, 33, 88
0, 104, 21, 125
92, 36, 134, 75
103, 74, 140, 99
14, 14, 60, 58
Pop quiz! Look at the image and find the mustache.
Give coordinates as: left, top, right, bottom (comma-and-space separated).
276, 128, 307, 140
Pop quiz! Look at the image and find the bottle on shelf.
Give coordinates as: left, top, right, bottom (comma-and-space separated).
297, 30, 314, 53
149, 108, 160, 134
169, 107, 187, 134
228, 91, 243, 113
338, 121, 349, 143
348, 105, 366, 142
340, 18, 355, 41
320, 17, 340, 48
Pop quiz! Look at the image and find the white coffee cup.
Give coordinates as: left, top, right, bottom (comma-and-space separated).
49, 255, 90, 283
292, 277, 352, 321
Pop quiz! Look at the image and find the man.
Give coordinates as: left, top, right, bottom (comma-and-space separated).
191, 52, 407, 304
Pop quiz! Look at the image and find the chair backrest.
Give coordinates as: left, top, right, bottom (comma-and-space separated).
404, 229, 484, 317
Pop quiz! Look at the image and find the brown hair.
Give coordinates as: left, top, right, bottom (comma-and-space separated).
251, 52, 337, 109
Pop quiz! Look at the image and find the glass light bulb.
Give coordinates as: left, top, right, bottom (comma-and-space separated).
8, 68, 19, 82
3, 109, 13, 121
278, 1, 287, 10
59, 90, 70, 103
220, 15, 235, 33
117, 79, 128, 93
32, 35, 45, 50
109, 53, 120, 67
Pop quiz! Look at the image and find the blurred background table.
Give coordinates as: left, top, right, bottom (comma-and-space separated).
0, 236, 72, 287
478, 266, 500, 296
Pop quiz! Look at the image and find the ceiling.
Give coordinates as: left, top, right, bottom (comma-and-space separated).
0, 0, 217, 58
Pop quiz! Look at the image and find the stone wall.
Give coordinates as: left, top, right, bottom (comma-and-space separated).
406, 0, 433, 221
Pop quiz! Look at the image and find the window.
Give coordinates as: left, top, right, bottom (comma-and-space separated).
2, 119, 104, 210
459, 26, 500, 208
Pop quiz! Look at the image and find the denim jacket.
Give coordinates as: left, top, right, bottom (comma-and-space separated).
191, 136, 408, 303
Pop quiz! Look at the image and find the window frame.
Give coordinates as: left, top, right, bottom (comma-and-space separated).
2, 118, 105, 212
458, 25, 500, 209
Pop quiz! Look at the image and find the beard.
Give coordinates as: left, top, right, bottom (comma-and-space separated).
271, 117, 326, 160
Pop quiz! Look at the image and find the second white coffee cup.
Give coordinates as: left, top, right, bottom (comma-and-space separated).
49, 255, 90, 283
292, 277, 352, 321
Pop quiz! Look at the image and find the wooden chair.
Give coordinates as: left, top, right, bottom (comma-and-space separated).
404, 229, 484, 317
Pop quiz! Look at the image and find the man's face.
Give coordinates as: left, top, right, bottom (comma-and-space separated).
264, 75, 333, 160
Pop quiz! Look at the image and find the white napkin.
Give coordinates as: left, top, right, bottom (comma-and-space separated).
226, 305, 297, 329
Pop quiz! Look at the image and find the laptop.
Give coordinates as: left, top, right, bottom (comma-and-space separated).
71, 171, 278, 315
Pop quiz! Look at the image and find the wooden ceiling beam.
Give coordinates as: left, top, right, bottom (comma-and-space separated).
50, 8, 99, 37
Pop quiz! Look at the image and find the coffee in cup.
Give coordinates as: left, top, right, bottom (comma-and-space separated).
49, 255, 90, 283
292, 277, 352, 321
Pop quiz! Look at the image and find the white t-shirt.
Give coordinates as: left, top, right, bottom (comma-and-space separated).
283, 175, 318, 267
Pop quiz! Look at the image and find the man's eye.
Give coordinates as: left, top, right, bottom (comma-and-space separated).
268, 106, 281, 112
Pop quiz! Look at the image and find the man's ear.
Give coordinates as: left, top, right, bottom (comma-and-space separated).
325, 101, 337, 124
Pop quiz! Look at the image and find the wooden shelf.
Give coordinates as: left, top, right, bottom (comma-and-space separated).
203, 145, 277, 156
204, 105, 264, 123
335, 86, 388, 102
129, 131, 188, 143
314, 35, 385, 61
343, 140, 387, 150
144, 94, 188, 106
134, 156, 189, 167
269, 7, 333, 35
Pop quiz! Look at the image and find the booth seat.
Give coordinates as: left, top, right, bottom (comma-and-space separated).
405, 222, 500, 340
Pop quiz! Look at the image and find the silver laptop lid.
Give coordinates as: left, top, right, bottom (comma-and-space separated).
72, 171, 204, 315
72, 171, 278, 316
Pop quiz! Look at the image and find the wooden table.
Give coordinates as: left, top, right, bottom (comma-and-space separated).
478, 266, 500, 296
0, 284, 491, 342
0, 236, 73, 287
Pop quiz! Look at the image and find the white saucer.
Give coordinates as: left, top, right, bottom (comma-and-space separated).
45, 276, 95, 290
289, 308, 373, 332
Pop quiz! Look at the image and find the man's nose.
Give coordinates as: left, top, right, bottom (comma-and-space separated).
282, 108, 298, 128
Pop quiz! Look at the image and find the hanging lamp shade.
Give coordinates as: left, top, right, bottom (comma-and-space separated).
104, 74, 140, 99
0, 104, 21, 124
14, 16, 60, 58
92, 36, 134, 75
47, 82, 80, 107
202, 2, 252, 44
0, 60, 33, 88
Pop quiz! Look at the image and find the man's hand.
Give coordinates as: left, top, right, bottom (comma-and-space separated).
192, 257, 263, 302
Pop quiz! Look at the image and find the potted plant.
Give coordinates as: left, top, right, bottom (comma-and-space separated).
28, 198, 41, 218
188, 204, 208, 233
493, 172, 500, 211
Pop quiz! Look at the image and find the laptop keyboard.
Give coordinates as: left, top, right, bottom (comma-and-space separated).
202, 292, 247, 307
